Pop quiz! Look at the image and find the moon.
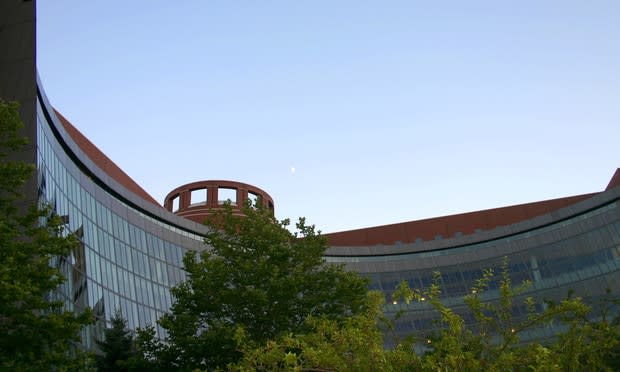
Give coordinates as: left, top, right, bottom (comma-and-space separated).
290, 166, 296, 174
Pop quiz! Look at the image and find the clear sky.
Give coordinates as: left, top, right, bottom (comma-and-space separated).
37, 1, 619, 234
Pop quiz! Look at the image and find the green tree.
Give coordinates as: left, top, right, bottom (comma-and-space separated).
548, 292, 620, 371
232, 261, 620, 372
137, 202, 369, 370
0, 100, 93, 370
231, 291, 421, 372
96, 309, 136, 372
392, 259, 599, 371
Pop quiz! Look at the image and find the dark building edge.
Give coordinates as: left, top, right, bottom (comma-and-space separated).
0, 0, 37, 206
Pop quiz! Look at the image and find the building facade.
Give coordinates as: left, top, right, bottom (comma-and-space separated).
3, 0, 620, 349
323, 179, 620, 343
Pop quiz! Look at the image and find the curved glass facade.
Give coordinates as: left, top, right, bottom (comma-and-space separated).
35, 78, 620, 347
34, 76, 620, 348
326, 193, 620, 344
35, 87, 207, 348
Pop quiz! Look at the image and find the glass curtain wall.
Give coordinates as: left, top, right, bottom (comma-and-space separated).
328, 199, 620, 344
35, 96, 206, 349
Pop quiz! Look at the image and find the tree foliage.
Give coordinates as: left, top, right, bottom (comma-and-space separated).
231, 291, 421, 371
126, 197, 619, 372
233, 259, 620, 372
136, 201, 369, 370
126, 195, 620, 371
391, 258, 620, 371
96, 309, 136, 372
0, 99, 93, 370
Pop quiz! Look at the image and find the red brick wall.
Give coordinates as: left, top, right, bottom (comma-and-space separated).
54, 110, 161, 206
324, 193, 596, 246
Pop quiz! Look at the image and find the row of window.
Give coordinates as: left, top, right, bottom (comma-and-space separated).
368, 238, 620, 299
365, 215, 620, 342
36, 106, 208, 345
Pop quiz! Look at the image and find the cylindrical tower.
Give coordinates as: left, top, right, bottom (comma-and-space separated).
164, 180, 274, 224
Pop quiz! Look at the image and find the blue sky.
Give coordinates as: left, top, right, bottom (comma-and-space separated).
37, 1, 619, 233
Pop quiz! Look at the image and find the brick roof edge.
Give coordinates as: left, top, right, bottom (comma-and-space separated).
53, 110, 161, 207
